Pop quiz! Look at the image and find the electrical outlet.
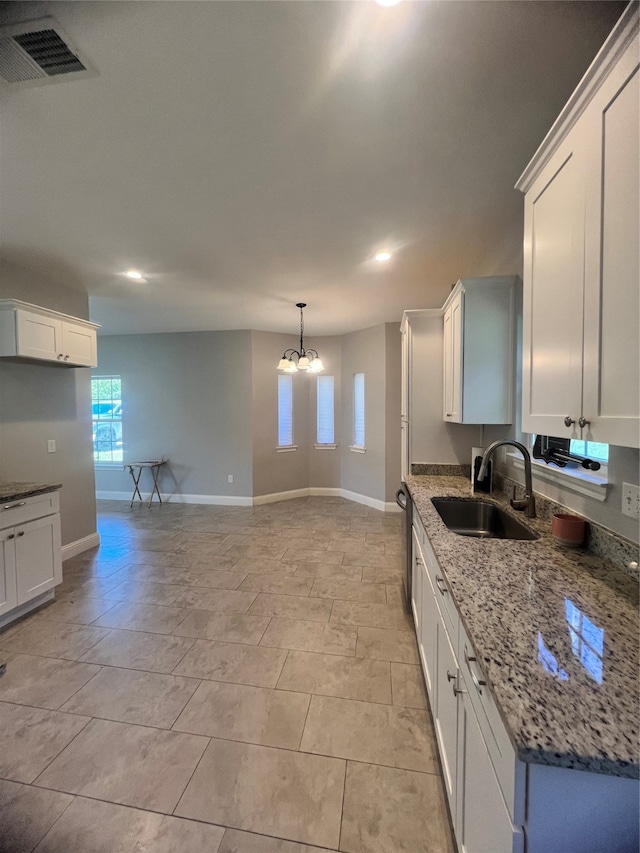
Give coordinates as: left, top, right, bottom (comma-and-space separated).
227, 474, 233, 483
621, 482, 640, 519
47, 439, 56, 453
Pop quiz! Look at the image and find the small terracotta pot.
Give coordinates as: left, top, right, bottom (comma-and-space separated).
552, 513, 586, 547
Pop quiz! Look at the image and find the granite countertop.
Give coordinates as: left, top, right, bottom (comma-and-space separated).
406, 473, 639, 780
0, 482, 62, 503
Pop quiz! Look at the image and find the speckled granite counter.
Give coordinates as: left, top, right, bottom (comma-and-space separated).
0, 481, 62, 503
406, 473, 639, 780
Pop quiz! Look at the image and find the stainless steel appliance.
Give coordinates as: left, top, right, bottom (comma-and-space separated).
396, 483, 412, 612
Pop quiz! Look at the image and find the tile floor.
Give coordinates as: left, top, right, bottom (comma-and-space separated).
0, 497, 455, 853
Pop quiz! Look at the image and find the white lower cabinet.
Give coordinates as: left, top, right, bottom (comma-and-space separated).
434, 611, 459, 809
0, 492, 62, 624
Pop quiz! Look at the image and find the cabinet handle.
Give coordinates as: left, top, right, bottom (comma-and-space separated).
435, 575, 448, 596
578, 416, 590, 429
6, 534, 15, 540
17, 531, 25, 537
57, 353, 64, 360
564, 416, 575, 428
445, 413, 452, 418
452, 682, 466, 697
3, 501, 26, 510
64, 354, 70, 361
446, 670, 456, 683
464, 647, 487, 694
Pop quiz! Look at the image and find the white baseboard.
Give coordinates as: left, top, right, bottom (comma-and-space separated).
96, 488, 401, 512
95, 491, 253, 507
253, 488, 311, 506
61, 532, 101, 560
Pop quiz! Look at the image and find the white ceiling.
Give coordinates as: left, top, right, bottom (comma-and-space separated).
0, 0, 624, 336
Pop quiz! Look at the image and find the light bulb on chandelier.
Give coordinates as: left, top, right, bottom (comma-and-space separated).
277, 303, 324, 374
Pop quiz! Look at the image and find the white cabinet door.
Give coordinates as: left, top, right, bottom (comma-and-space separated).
0, 531, 18, 617
443, 293, 462, 422
457, 686, 523, 853
434, 610, 459, 813
15, 515, 62, 604
419, 567, 438, 704
582, 56, 639, 448
522, 130, 586, 438
15, 309, 62, 362
62, 320, 97, 367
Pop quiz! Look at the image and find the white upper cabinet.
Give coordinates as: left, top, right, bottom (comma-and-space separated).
442, 276, 516, 425
0, 299, 99, 367
517, 6, 639, 447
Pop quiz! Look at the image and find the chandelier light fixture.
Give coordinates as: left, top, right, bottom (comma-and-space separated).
277, 303, 324, 374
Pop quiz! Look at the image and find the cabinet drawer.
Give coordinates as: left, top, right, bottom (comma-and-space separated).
458, 622, 523, 823
0, 491, 60, 529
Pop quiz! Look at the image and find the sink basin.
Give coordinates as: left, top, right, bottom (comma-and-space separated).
432, 498, 539, 541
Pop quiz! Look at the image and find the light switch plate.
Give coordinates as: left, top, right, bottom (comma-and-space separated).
621, 482, 640, 519
47, 439, 56, 453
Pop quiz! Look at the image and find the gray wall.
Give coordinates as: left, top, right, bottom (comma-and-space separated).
384, 323, 402, 502
307, 336, 342, 491
94, 331, 253, 499
0, 257, 97, 547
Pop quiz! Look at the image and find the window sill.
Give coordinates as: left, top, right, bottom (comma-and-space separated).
276, 445, 298, 453
314, 443, 337, 450
349, 445, 366, 454
94, 462, 123, 470
507, 452, 609, 502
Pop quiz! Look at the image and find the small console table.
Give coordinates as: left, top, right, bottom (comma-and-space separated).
125, 459, 167, 507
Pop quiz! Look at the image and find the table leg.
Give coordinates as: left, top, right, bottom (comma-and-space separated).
128, 466, 143, 507
148, 464, 163, 507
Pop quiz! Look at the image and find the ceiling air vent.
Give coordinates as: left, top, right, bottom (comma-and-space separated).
0, 17, 96, 88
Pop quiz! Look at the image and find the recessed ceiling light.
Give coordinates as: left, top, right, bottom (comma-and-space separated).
124, 270, 144, 280
375, 0, 402, 6
374, 251, 392, 263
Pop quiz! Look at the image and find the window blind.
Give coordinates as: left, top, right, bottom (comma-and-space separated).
353, 372, 365, 447
278, 374, 293, 446
317, 375, 335, 444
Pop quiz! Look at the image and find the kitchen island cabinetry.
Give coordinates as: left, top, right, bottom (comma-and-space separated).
0, 489, 62, 627
0, 299, 99, 367
517, 6, 639, 447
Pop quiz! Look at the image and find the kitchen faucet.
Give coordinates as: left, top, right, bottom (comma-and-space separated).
477, 440, 537, 518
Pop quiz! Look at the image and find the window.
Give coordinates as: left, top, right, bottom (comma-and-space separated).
316, 375, 335, 446
568, 440, 609, 465
277, 374, 294, 447
352, 372, 365, 449
91, 376, 123, 464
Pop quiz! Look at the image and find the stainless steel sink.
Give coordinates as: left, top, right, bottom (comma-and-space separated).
432, 498, 539, 541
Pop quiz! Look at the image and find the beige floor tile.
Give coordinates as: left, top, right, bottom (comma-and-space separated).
260, 618, 357, 656
186, 555, 240, 572
71, 573, 134, 597
219, 828, 339, 853
0, 779, 73, 853
360, 565, 404, 584
356, 627, 420, 664
35, 594, 119, 624
34, 796, 226, 853
391, 663, 428, 709
277, 651, 391, 704
171, 540, 234, 558
175, 738, 345, 849
93, 601, 190, 634
225, 544, 289, 560
295, 562, 362, 581
173, 610, 270, 644
310, 579, 386, 604
231, 557, 299, 575
103, 580, 186, 606
61, 666, 199, 728
238, 574, 314, 596
331, 601, 412, 632
35, 718, 208, 813
248, 593, 332, 623
0, 620, 111, 660
173, 680, 310, 749
127, 551, 190, 567
0, 653, 100, 710
283, 548, 345, 564
130, 564, 246, 589
340, 761, 455, 853
79, 628, 195, 673
171, 587, 257, 613
385, 585, 405, 607
0, 701, 90, 783
326, 540, 385, 554
318, 531, 366, 543
173, 639, 287, 687
300, 695, 438, 773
